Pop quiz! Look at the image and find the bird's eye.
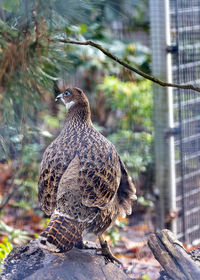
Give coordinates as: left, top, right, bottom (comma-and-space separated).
64, 90, 70, 96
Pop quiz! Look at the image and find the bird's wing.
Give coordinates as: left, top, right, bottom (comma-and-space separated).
80, 147, 121, 209
56, 154, 80, 200
55, 147, 121, 213
55, 154, 99, 222
38, 141, 74, 216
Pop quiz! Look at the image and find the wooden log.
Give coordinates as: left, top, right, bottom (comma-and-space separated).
148, 229, 200, 280
1, 240, 131, 280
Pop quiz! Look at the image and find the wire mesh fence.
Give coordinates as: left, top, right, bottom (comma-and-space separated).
169, 0, 200, 243
150, 0, 200, 244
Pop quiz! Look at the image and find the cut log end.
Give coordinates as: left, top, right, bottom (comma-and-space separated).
148, 229, 200, 280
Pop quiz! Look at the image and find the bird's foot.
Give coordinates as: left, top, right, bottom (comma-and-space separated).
75, 238, 97, 250
98, 236, 122, 265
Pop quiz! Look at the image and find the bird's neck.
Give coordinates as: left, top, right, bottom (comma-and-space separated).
65, 103, 92, 126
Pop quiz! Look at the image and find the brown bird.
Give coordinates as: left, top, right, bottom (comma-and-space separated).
38, 87, 137, 262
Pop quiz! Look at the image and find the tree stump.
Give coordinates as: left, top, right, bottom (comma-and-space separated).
148, 229, 200, 280
1, 240, 131, 280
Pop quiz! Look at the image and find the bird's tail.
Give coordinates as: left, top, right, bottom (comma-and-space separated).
38, 213, 85, 252
117, 157, 137, 217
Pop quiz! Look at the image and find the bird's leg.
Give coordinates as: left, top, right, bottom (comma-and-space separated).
97, 235, 122, 265
75, 237, 97, 250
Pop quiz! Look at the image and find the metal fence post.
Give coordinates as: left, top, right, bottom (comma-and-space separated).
150, 0, 177, 231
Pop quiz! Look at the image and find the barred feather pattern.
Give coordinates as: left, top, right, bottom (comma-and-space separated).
39, 214, 85, 252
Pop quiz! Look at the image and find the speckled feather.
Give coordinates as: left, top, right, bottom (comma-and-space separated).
38, 87, 136, 252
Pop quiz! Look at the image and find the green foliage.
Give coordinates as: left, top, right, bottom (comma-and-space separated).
106, 218, 128, 247
0, 221, 30, 270
67, 39, 150, 78
108, 131, 152, 178
0, 237, 12, 270
137, 196, 154, 208
141, 275, 152, 280
0, 220, 31, 244
98, 77, 153, 178
1, 0, 21, 12
99, 77, 152, 130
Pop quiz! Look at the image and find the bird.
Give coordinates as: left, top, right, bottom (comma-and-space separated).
38, 87, 137, 262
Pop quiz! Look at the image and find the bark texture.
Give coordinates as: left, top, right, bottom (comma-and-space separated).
148, 229, 200, 280
1, 240, 130, 280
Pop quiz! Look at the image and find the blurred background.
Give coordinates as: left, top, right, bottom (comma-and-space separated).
0, 0, 200, 279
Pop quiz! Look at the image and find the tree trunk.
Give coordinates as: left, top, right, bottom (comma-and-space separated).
148, 229, 200, 280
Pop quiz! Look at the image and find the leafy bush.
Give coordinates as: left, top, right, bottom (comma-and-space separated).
99, 76, 152, 130
98, 77, 153, 179
108, 130, 153, 178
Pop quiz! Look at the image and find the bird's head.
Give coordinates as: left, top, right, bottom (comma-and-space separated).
55, 87, 88, 109
55, 87, 91, 122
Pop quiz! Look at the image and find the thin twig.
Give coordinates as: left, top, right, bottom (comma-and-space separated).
53, 38, 200, 93
0, 162, 21, 213
0, 190, 14, 212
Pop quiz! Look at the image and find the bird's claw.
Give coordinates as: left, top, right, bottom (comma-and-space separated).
97, 239, 122, 265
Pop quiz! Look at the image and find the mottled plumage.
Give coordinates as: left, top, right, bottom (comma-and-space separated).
38, 87, 136, 253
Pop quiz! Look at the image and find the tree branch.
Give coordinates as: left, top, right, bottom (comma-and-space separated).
54, 39, 200, 93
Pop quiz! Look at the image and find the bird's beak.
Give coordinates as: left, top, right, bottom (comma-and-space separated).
55, 93, 63, 102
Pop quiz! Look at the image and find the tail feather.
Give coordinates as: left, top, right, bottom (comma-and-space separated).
38, 214, 85, 252
117, 157, 137, 217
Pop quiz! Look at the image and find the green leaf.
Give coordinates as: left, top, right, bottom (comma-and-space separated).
137, 196, 154, 208
79, 24, 88, 34
141, 275, 152, 280
0, 243, 8, 253
2, 0, 20, 12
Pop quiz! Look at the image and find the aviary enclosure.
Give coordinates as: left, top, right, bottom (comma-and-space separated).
151, 0, 200, 245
